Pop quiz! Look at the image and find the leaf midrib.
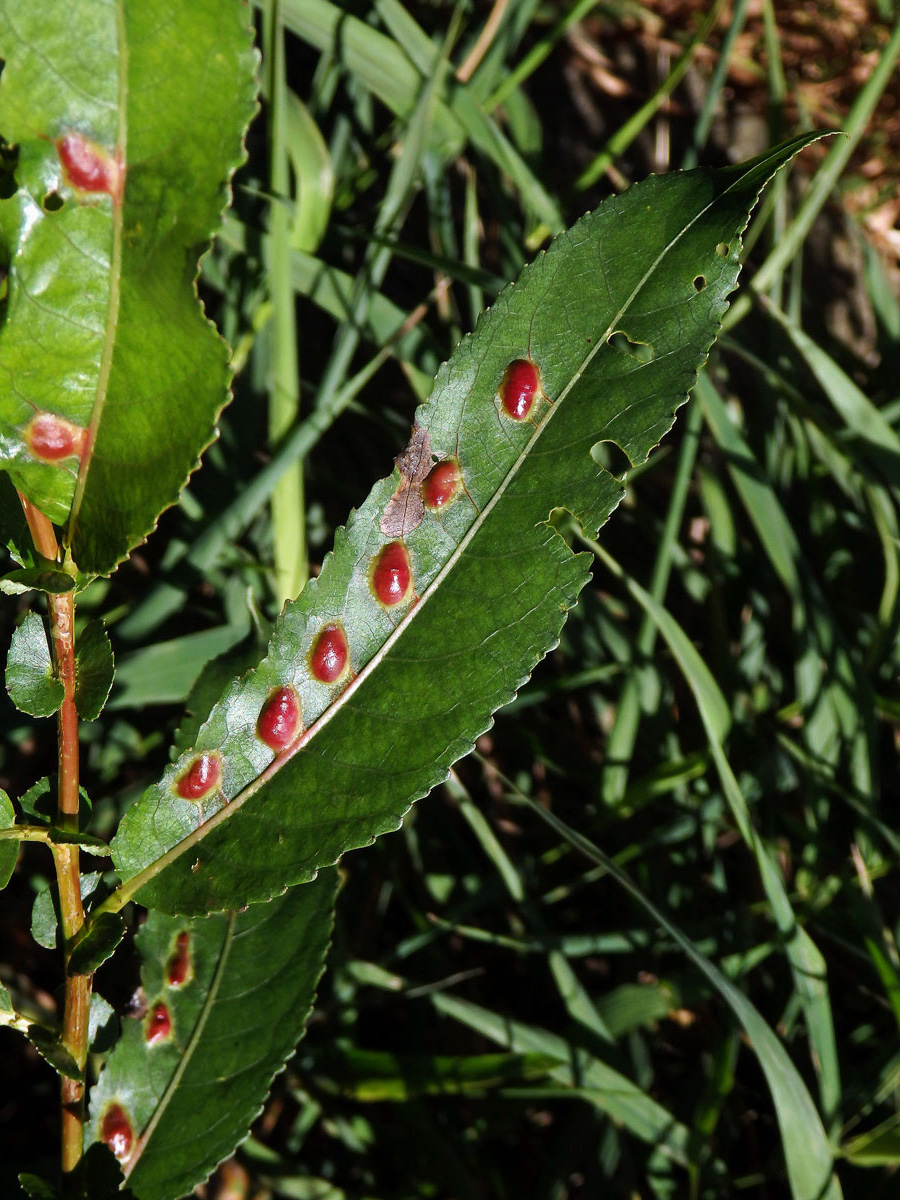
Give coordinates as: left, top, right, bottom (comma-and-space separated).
109, 153, 786, 907
123, 912, 236, 1178
66, 0, 128, 551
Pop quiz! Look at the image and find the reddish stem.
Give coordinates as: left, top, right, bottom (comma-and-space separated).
17, 495, 91, 1177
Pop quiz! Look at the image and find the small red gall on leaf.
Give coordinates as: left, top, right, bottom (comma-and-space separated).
174, 751, 220, 801
257, 686, 302, 751
146, 1002, 172, 1045
499, 358, 542, 420
310, 624, 349, 683
24, 412, 87, 462
371, 541, 413, 607
166, 932, 191, 988
101, 1104, 133, 1161
422, 459, 462, 510
56, 132, 123, 203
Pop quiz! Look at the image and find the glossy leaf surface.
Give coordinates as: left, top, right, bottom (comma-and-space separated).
111, 138, 822, 916
0, 789, 16, 890
86, 871, 338, 1200
74, 620, 115, 721
69, 912, 127, 976
5, 612, 63, 717
0, 565, 75, 597
0, 0, 257, 574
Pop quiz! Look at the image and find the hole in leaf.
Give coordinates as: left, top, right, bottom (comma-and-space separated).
42, 191, 64, 212
606, 331, 654, 366
592, 439, 632, 480
693, 275, 706, 292
0, 140, 18, 200
715, 242, 730, 258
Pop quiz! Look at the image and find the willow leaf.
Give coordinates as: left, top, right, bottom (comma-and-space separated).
0, 0, 257, 574
109, 136, 823, 916
85, 871, 338, 1200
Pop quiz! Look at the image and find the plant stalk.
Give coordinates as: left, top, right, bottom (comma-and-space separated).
18, 495, 90, 1177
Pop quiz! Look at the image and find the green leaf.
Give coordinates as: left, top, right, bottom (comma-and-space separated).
172, 628, 272, 758
0, 0, 257, 575
18, 777, 58, 826
18, 775, 93, 830
89, 993, 119, 1055
0, 565, 75, 597
86, 871, 338, 1200
26, 1025, 82, 1081
427, 989, 693, 1164
109, 137, 825, 916
74, 620, 115, 721
0, 471, 33, 567
5, 612, 64, 718
17, 1175, 60, 1200
30, 884, 59, 952
313, 1047, 559, 1101
32, 872, 104, 952
842, 1111, 900, 1166
514, 795, 843, 1200
110, 621, 250, 711
0, 986, 80, 1078
286, 92, 333, 254
0, 788, 17, 890
69, 912, 127, 976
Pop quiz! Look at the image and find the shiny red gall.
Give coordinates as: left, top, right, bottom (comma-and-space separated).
309, 624, 349, 683
25, 412, 87, 462
174, 751, 220, 801
422, 459, 462, 510
257, 686, 302, 751
146, 1002, 172, 1045
371, 541, 413, 607
499, 358, 541, 420
101, 1104, 133, 1161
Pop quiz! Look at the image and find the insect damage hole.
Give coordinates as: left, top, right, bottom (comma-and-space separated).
606, 331, 654, 366
42, 191, 64, 212
692, 275, 706, 292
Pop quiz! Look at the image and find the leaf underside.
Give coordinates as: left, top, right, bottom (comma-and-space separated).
111, 137, 823, 917
0, 0, 257, 574
86, 870, 338, 1200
